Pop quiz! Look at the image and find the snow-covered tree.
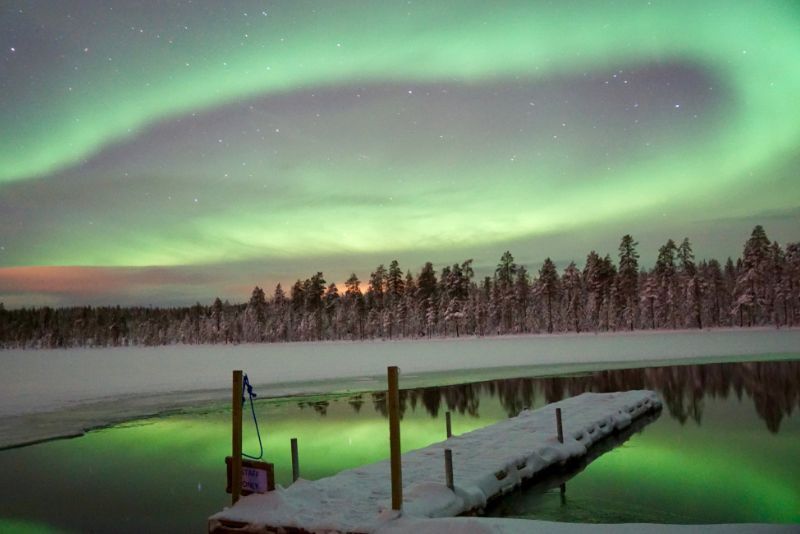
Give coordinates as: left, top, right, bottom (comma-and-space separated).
561, 262, 583, 332
784, 242, 800, 326
655, 239, 678, 329
344, 273, 365, 339
617, 235, 639, 331
243, 287, 267, 342
733, 225, 772, 326
513, 265, 531, 332
703, 259, 726, 328
537, 258, 560, 333
640, 271, 657, 329
495, 251, 518, 332
678, 238, 704, 329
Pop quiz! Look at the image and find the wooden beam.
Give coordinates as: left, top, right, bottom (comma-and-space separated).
232, 370, 243, 505
291, 438, 300, 483
444, 448, 454, 491
556, 407, 564, 444
387, 366, 402, 510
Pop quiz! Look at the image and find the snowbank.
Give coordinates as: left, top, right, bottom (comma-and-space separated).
209, 391, 661, 532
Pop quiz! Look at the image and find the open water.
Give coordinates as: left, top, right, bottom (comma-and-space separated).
0, 359, 798, 532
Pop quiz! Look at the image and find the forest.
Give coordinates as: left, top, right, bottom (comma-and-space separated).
1, 225, 797, 349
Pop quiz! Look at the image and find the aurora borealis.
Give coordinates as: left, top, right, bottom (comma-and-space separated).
1, 0, 799, 306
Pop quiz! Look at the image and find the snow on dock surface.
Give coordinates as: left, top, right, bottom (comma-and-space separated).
209, 390, 661, 533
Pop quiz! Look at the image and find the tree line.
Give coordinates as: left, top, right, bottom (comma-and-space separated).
1, 225, 797, 349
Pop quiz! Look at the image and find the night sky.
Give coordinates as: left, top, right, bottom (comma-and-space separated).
1, 0, 799, 307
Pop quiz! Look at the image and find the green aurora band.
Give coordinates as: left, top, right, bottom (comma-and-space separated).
4, 1, 800, 185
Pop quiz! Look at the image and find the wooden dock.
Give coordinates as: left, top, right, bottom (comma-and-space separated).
209, 388, 661, 533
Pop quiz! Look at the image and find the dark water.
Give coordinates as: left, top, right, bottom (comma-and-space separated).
0, 359, 798, 533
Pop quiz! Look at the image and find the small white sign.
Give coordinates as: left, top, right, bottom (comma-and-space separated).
242, 466, 268, 494
226, 456, 273, 495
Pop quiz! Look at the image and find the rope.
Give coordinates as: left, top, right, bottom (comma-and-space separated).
241, 373, 263, 460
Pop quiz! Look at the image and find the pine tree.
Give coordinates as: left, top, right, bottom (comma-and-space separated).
323, 283, 339, 338
537, 258, 560, 333
678, 237, 703, 329
724, 258, 741, 326
513, 265, 531, 332
369, 264, 387, 312
561, 262, 582, 332
304, 272, 326, 339
785, 243, 800, 326
704, 259, 725, 327
289, 280, 305, 339
0, 303, 7, 346
403, 271, 416, 336
386, 260, 405, 307
639, 271, 657, 329
598, 255, 617, 331
444, 298, 462, 337
655, 239, 678, 328
209, 297, 224, 342
478, 276, 491, 336
366, 307, 381, 338
768, 242, 785, 326
243, 286, 267, 342
425, 297, 438, 338
416, 262, 438, 302
442, 260, 472, 337
617, 235, 639, 331
271, 284, 288, 341
416, 262, 438, 336
734, 225, 772, 325
495, 251, 518, 332
583, 251, 602, 331
496, 251, 517, 286
344, 273, 364, 339
583, 252, 616, 331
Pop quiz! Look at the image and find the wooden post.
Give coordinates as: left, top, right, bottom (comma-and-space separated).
232, 370, 243, 505
445, 411, 452, 438
387, 366, 402, 511
444, 448, 454, 491
291, 438, 300, 483
556, 407, 564, 444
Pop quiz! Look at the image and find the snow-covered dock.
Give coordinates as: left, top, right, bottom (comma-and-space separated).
209, 390, 661, 533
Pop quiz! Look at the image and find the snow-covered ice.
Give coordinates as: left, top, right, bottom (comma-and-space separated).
1, 328, 798, 449
209, 391, 661, 532
375, 517, 798, 533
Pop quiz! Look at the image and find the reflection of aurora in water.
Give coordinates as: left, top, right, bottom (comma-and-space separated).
355, 360, 800, 433
0, 360, 797, 532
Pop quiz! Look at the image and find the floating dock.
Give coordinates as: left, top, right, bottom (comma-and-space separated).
209, 389, 661, 533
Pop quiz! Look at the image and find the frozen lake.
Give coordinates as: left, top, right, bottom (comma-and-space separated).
2, 328, 799, 449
